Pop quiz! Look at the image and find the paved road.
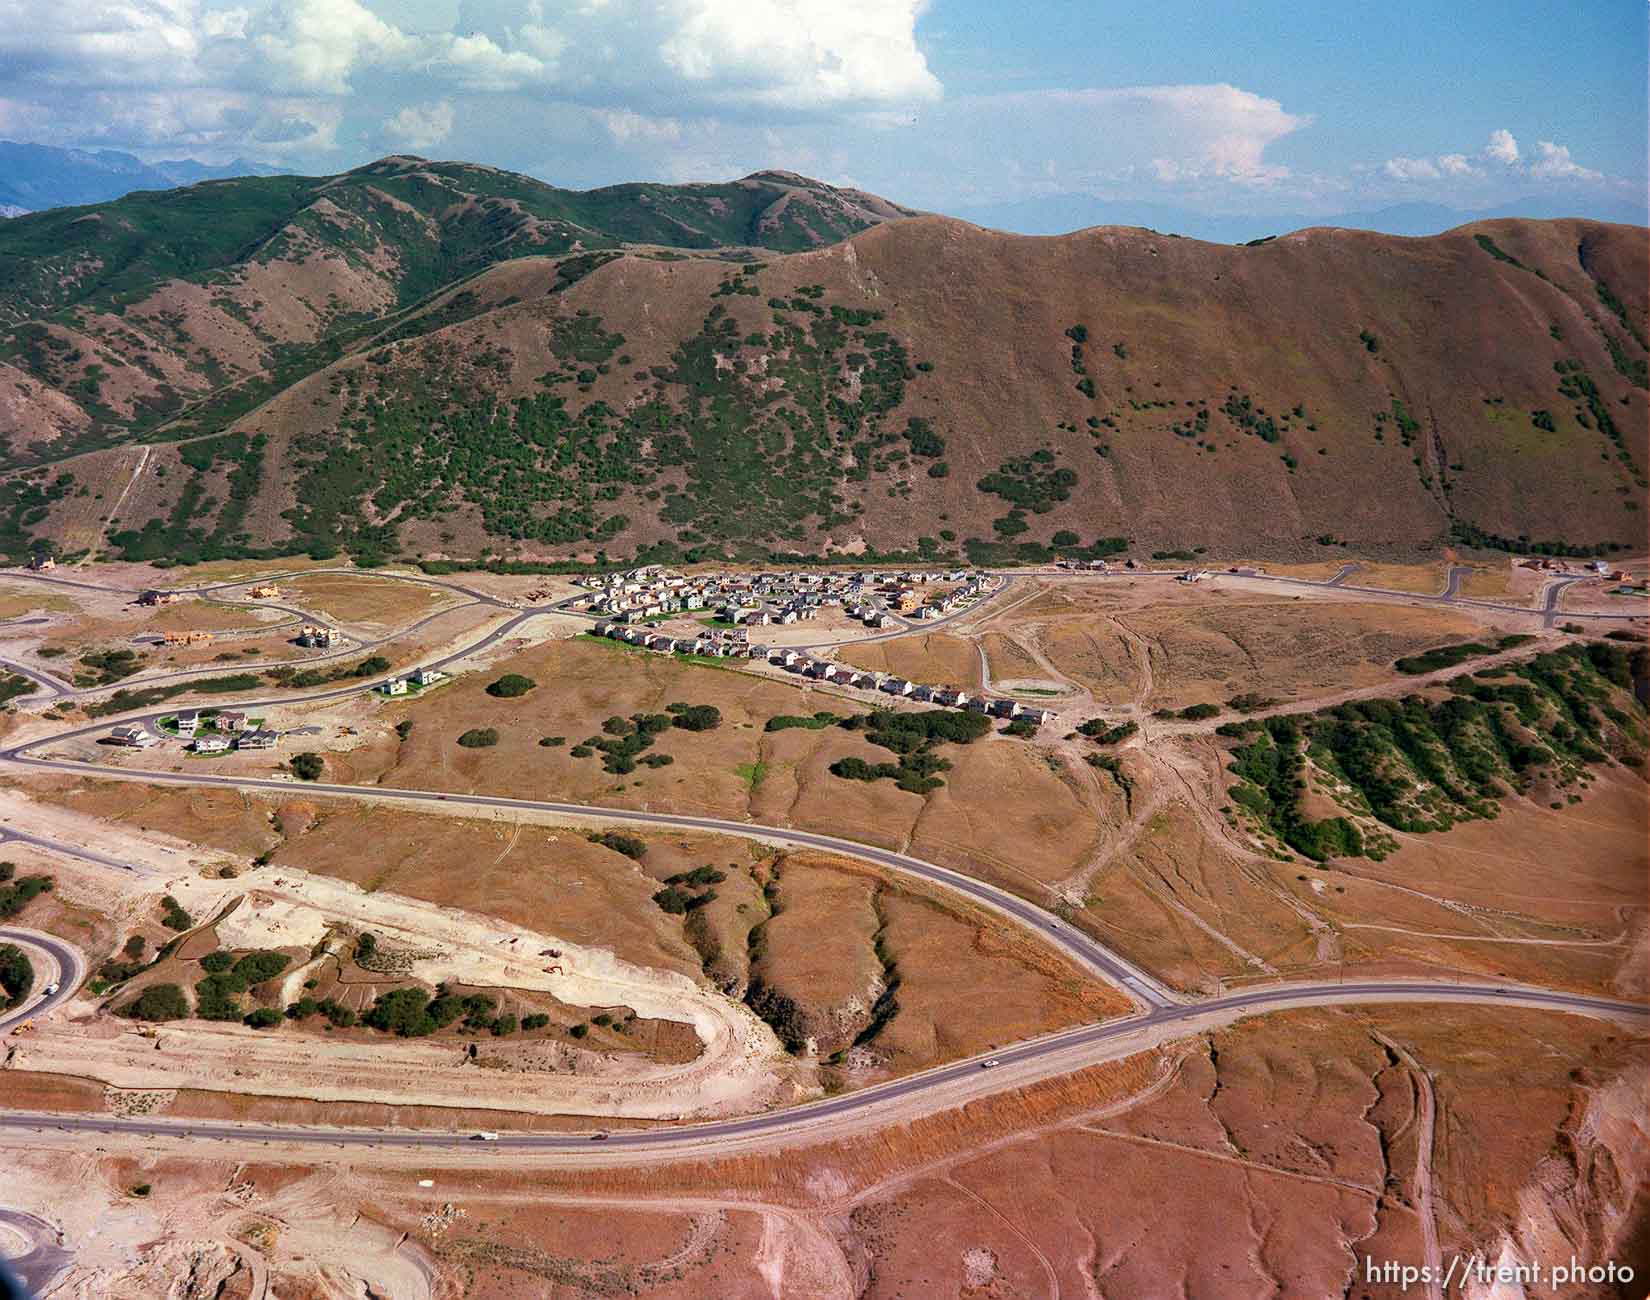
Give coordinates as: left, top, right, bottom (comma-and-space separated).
0, 980, 1638, 1153
0, 927, 85, 1035
0, 658, 73, 700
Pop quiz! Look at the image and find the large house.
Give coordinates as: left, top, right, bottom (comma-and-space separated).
109, 724, 158, 748
238, 729, 278, 750
174, 709, 201, 737
194, 734, 231, 754
380, 677, 409, 696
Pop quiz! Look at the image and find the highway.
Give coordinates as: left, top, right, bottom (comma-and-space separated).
0, 978, 1638, 1154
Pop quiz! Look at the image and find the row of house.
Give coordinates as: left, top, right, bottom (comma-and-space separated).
108, 719, 276, 750
589, 623, 1056, 726
573, 565, 993, 627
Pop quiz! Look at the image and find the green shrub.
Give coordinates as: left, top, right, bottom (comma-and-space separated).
457, 728, 499, 748
122, 983, 189, 1021
159, 896, 192, 931
589, 831, 646, 859
290, 751, 324, 780
244, 1007, 282, 1028
486, 673, 537, 698
667, 703, 721, 731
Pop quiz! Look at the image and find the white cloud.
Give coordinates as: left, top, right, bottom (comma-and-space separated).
1529, 139, 1601, 182
1437, 153, 1474, 177
984, 84, 1308, 187
1485, 128, 1520, 165
1383, 155, 1441, 181
382, 100, 454, 151
596, 109, 683, 144
249, 0, 415, 94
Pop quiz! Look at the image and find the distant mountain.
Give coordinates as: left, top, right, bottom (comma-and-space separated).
0, 155, 1643, 571
949, 193, 1650, 243
0, 141, 282, 214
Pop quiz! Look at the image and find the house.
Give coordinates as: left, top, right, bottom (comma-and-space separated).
935, 689, 970, 708
380, 677, 409, 696
174, 709, 200, 736
217, 710, 250, 732
747, 643, 771, 660
28, 554, 55, 572
139, 589, 181, 607
593, 620, 616, 638
1019, 708, 1057, 726
194, 734, 231, 754
880, 677, 914, 697
109, 724, 158, 748
876, 614, 899, 629
989, 698, 1020, 718
772, 649, 803, 668
237, 729, 278, 750
910, 684, 937, 702
412, 667, 445, 687
248, 583, 281, 598
964, 696, 990, 713
162, 629, 214, 646
298, 624, 340, 648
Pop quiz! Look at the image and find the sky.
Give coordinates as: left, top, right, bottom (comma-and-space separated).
0, 0, 1644, 227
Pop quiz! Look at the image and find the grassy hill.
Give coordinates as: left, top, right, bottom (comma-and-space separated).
0, 157, 1643, 569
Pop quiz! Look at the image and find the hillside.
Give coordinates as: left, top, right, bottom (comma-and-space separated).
0, 156, 1644, 568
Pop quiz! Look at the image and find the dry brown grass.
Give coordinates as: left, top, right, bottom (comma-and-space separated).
284, 573, 455, 628
836, 632, 979, 688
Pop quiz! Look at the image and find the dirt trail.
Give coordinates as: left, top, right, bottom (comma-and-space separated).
85, 445, 150, 564
1373, 1031, 1441, 1300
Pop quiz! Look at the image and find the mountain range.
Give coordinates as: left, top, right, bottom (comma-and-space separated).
0, 155, 1643, 569
0, 141, 281, 216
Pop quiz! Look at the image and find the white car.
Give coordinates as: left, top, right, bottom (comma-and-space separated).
43, 982, 59, 996
980, 1059, 1000, 1070
472, 1131, 500, 1141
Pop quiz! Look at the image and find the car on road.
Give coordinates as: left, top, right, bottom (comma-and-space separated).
980, 1059, 1000, 1069
472, 1131, 500, 1141
590, 1131, 609, 1140
42, 982, 58, 995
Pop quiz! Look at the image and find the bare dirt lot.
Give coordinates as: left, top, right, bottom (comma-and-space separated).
835, 631, 980, 688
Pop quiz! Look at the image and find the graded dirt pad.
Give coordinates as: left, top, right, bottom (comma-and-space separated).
283, 572, 458, 629
1343, 561, 1452, 594
0, 582, 75, 619
1027, 585, 1501, 709
834, 631, 980, 688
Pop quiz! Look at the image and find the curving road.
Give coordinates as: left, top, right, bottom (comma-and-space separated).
0, 927, 85, 1035
0, 979, 1639, 1154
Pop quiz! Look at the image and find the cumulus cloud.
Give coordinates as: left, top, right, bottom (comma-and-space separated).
1378, 130, 1605, 190
983, 83, 1308, 187
1529, 139, 1602, 182
1485, 128, 1520, 165
382, 100, 454, 151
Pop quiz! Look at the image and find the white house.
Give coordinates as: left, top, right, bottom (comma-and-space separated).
194, 734, 231, 754
380, 678, 408, 696
174, 709, 200, 737
217, 710, 250, 732
237, 729, 278, 749
412, 667, 445, 687
109, 724, 158, 748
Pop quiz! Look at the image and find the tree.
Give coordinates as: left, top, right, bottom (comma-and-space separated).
123, 983, 189, 1021
290, 752, 324, 781
485, 673, 537, 698
0, 944, 33, 1009
457, 728, 499, 748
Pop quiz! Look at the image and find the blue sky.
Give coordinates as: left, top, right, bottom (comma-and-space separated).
1, 0, 1643, 228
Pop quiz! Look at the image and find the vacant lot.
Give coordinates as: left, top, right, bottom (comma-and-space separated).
284, 573, 457, 629
837, 631, 979, 688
